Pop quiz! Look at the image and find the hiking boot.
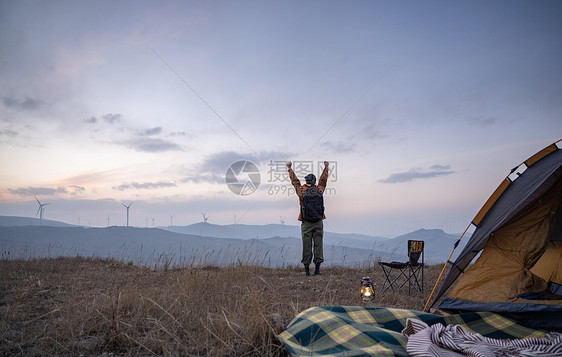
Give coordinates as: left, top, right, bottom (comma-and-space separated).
314, 265, 321, 275
305, 266, 310, 276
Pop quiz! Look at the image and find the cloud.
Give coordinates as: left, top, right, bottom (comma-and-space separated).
379, 165, 455, 183
321, 141, 356, 153
102, 113, 121, 124
112, 183, 132, 191
199, 150, 290, 173
177, 152, 253, 185
85, 116, 181, 152
127, 138, 183, 152
180, 174, 224, 185
90, 120, 181, 152
429, 164, 451, 171
112, 181, 177, 191
469, 116, 497, 127
60, 170, 118, 186
200, 151, 261, 173
68, 185, 86, 195
8, 185, 86, 196
2, 97, 45, 111
0, 129, 18, 137
175, 151, 290, 186
358, 121, 389, 140
142, 127, 162, 136
8, 186, 68, 196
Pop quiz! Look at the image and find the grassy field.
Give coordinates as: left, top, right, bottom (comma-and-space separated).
0, 257, 446, 356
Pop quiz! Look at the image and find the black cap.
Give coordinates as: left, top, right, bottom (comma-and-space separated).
304, 173, 316, 185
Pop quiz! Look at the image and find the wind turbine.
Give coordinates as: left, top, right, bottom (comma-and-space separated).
122, 201, 133, 227
280, 216, 285, 225
202, 212, 209, 224
169, 214, 175, 231
35, 196, 50, 226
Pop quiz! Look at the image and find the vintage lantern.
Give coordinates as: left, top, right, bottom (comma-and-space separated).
360, 276, 375, 301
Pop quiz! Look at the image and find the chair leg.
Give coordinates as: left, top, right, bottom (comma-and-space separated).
380, 265, 398, 293
380, 265, 394, 293
380, 264, 410, 294
394, 269, 410, 294
408, 265, 424, 294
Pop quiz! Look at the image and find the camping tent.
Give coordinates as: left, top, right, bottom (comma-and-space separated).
428, 140, 562, 330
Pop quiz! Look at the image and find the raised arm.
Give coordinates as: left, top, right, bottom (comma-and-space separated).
287, 161, 303, 197
318, 161, 329, 191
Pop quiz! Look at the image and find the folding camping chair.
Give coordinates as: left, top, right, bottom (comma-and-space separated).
379, 240, 424, 295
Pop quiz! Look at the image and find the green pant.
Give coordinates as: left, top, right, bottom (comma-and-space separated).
301, 220, 324, 266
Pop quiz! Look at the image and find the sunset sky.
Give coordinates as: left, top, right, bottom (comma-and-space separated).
1, 0, 561, 237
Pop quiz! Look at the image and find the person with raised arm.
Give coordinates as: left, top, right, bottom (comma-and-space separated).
287, 161, 330, 276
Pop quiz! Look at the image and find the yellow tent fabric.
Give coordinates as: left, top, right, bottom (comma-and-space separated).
531, 241, 562, 285
448, 179, 562, 303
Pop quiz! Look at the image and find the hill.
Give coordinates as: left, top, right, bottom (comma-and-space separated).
0, 216, 467, 265
169, 223, 466, 264
0, 215, 76, 227
0, 225, 390, 267
167, 222, 389, 248
372, 228, 468, 264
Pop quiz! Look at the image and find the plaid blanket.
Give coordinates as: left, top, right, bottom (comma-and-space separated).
277, 306, 547, 357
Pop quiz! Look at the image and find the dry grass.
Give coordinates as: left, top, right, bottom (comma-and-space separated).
0, 257, 445, 356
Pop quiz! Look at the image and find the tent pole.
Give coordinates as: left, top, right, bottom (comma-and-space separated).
422, 223, 471, 312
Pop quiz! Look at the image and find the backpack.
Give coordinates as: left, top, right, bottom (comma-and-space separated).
301, 185, 324, 222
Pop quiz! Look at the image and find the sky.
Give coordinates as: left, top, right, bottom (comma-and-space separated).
0, 0, 561, 237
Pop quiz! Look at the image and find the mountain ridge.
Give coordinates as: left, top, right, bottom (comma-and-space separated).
0, 216, 466, 265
